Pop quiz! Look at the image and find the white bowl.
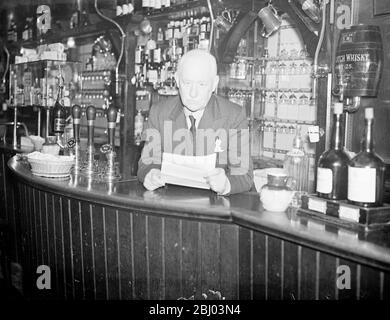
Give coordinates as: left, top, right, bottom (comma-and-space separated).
27, 152, 75, 178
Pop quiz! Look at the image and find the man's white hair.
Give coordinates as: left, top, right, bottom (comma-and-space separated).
177, 49, 218, 76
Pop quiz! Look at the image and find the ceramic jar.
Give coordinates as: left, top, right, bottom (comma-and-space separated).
260, 172, 294, 212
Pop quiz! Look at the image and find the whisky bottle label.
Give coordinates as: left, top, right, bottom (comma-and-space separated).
348, 166, 376, 203
316, 167, 332, 194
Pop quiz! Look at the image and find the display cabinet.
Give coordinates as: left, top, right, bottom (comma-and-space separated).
10, 60, 81, 108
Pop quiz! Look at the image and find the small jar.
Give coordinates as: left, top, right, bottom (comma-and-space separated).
260, 172, 293, 212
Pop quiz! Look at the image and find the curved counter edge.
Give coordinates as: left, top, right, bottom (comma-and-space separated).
7, 156, 390, 272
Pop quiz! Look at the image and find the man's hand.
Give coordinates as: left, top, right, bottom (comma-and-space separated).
204, 168, 231, 195
143, 168, 165, 191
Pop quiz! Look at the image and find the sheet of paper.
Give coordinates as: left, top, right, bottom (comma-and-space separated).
161, 152, 216, 189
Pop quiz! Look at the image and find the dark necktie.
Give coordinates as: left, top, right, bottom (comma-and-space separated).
189, 115, 196, 155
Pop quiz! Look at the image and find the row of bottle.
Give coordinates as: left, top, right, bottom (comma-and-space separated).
316, 103, 385, 207
141, 0, 198, 15
12, 78, 73, 108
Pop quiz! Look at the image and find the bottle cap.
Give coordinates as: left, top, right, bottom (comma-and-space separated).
333, 102, 343, 114
365, 107, 374, 120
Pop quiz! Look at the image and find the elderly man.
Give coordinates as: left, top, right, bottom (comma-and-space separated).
137, 49, 253, 195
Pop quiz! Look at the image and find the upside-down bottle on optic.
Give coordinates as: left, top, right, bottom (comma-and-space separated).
347, 107, 385, 207
316, 102, 350, 200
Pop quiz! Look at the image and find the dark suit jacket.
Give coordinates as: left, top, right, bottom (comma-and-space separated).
137, 94, 253, 195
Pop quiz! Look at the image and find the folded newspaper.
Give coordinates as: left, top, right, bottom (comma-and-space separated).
161, 152, 216, 189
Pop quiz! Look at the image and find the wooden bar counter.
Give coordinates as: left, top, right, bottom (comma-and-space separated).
2, 145, 390, 300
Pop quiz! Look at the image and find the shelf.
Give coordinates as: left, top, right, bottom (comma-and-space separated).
235, 55, 313, 63
7, 14, 144, 49
255, 117, 317, 125
146, 0, 209, 20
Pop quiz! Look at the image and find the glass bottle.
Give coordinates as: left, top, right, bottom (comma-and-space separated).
283, 126, 309, 206
348, 108, 385, 207
134, 109, 144, 146
316, 103, 350, 200
52, 77, 66, 140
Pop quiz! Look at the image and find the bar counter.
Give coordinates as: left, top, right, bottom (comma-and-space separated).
2, 145, 390, 300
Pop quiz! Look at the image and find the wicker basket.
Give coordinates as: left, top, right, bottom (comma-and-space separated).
27, 153, 75, 178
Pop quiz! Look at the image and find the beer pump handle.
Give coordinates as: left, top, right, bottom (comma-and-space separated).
86, 105, 96, 148
72, 104, 81, 143
107, 106, 117, 147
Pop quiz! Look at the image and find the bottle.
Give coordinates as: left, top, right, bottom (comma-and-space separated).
134, 109, 144, 146
283, 126, 310, 206
316, 103, 350, 200
347, 108, 385, 207
52, 79, 66, 138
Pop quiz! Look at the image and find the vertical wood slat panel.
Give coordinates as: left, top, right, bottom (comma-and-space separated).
133, 211, 147, 299
181, 219, 199, 299
40, 191, 49, 267
383, 272, 390, 300
80, 201, 95, 300
300, 246, 317, 299
53, 194, 66, 299
35, 190, 43, 268
338, 259, 358, 299
61, 198, 74, 299
70, 200, 83, 299
46, 193, 56, 299
9, 178, 18, 263
92, 204, 107, 300
283, 241, 298, 300
104, 207, 120, 300
267, 237, 282, 300
24, 185, 33, 296
252, 232, 266, 300
238, 227, 251, 300
200, 222, 220, 298
17, 183, 27, 297
117, 210, 133, 300
318, 252, 337, 300
0, 153, 6, 220
220, 224, 239, 300
148, 215, 163, 299
164, 217, 181, 299
30, 187, 39, 295
359, 265, 381, 299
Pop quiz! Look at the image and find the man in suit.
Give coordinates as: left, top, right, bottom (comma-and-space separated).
137, 49, 253, 195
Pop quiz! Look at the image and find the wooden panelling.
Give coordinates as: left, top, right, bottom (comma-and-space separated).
238, 227, 252, 300
53, 194, 66, 299
0, 153, 6, 220
164, 217, 181, 299
359, 265, 381, 299
337, 258, 358, 299
91, 204, 107, 300
104, 207, 120, 300
220, 224, 239, 300
5, 183, 390, 300
61, 197, 74, 299
117, 209, 133, 299
318, 251, 337, 300
80, 201, 95, 300
282, 241, 299, 300
181, 219, 199, 299
252, 231, 266, 300
267, 236, 282, 300
132, 211, 148, 299
200, 222, 220, 297
147, 215, 164, 299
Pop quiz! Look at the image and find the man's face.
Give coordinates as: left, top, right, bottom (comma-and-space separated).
176, 60, 219, 112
